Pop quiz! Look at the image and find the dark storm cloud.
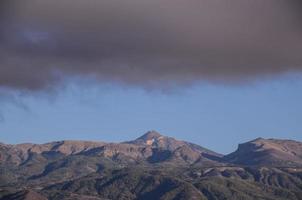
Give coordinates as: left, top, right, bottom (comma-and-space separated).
1, 0, 302, 91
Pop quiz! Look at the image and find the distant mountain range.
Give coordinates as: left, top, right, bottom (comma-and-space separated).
1, 131, 302, 200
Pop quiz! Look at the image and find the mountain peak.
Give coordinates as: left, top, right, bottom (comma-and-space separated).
137, 130, 163, 141
127, 130, 167, 146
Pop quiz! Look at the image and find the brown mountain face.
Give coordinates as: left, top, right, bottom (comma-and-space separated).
0, 141, 106, 165
0, 131, 221, 167
0, 190, 47, 200
224, 138, 302, 166
125, 130, 222, 164
1, 132, 302, 200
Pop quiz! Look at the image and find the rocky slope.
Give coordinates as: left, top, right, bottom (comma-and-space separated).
0, 131, 221, 167
0, 131, 302, 200
0, 190, 48, 200
224, 138, 302, 167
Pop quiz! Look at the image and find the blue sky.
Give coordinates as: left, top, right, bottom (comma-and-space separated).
0, 74, 301, 154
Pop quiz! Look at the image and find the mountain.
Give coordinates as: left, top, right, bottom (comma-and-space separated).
0, 131, 221, 167
125, 130, 222, 164
224, 138, 302, 166
0, 131, 302, 200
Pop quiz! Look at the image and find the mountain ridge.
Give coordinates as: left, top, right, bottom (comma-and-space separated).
1, 131, 302, 200
224, 137, 302, 167
0, 131, 223, 166
1, 131, 302, 166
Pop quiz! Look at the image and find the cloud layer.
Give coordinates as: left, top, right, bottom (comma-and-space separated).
1, 0, 302, 91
